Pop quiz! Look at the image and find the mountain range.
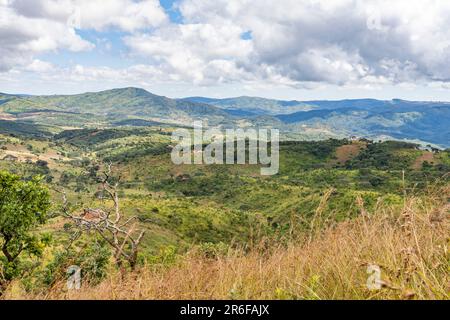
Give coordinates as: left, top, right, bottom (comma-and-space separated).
0, 88, 449, 147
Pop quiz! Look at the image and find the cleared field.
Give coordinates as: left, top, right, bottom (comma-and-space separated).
412, 152, 439, 170
331, 141, 367, 166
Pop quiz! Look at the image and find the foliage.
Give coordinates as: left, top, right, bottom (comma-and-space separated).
346, 141, 419, 170
0, 171, 50, 287
28, 240, 111, 291
0, 125, 448, 299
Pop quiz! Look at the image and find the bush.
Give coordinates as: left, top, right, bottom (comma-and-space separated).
33, 240, 111, 290
198, 242, 229, 259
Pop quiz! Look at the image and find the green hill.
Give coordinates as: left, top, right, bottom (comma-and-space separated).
1, 88, 449, 147
0, 88, 234, 128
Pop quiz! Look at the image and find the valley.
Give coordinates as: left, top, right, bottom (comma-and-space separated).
0, 88, 448, 300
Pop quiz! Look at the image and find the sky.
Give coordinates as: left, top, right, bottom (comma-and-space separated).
1, 0, 450, 101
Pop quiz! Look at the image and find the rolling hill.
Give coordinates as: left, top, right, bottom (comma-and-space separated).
184, 96, 450, 147
0, 88, 449, 147
0, 88, 235, 127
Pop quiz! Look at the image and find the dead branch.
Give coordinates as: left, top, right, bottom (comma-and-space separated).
57, 165, 145, 271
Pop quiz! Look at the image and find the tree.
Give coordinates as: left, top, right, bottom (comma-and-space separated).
0, 171, 51, 290
61, 165, 145, 271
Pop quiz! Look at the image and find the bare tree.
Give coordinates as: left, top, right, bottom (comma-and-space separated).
59, 164, 145, 271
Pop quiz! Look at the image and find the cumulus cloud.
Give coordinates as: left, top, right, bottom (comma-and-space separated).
2, 0, 450, 92
124, 22, 253, 84
9, 0, 168, 30
73, 0, 168, 31
146, 0, 450, 87
0, 0, 167, 71
23, 59, 55, 72
0, 1, 93, 71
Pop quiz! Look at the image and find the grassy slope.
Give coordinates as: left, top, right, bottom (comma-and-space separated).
6, 185, 449, 300
0, 127, 448, 300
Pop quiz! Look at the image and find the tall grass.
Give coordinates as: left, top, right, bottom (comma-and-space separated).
4, 186, 449, 300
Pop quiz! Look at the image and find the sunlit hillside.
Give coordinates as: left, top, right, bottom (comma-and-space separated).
0, 123, 448, 300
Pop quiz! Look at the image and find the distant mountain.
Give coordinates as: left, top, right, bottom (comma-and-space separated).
1, 88, 449, 147
183, 96, 450, 147
0, 87, 235, 127
278, 99, 450, 147
182, 96, 314, 115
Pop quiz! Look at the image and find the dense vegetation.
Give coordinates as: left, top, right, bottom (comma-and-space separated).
0, 172, 50, 291
0, 121, 448, 299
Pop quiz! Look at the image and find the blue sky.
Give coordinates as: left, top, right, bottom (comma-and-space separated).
159, 0, 183, 23
2, 0, 450, 101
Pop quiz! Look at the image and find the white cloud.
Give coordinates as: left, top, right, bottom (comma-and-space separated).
25, 63, 167, 85
166, 0, 450, 87
3, 0, 450, 95
23, 59, 54, 72
0, 2, 93, 71
0, 0, 167, 71
124, 22, 253, 85
9, 0, 168, 30
73, 0, 168, 31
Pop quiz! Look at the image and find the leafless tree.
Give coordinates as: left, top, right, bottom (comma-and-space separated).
59, 164, 145, 271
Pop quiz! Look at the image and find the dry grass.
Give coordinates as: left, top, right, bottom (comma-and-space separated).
4, 186, 449, 300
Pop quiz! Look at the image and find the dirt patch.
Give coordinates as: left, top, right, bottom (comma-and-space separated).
0, 145, 70, 166
412, 152, 438, 170
331, 142, 366, 166
1, 150, 39, 162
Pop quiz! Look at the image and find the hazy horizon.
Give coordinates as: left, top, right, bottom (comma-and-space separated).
3, 86, 450, 104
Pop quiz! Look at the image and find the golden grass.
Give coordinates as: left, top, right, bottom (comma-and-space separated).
4, 186, 449, 300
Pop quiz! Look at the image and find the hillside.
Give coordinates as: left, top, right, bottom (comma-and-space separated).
0, 125, 448, 300
0, 89, 449, 301
0, 88, 449, 147
2, 0, 450, 304
184, 97, 450, 147
8, 187, 449, 300
1, 126, 448, 249
0, 88, 234, 128
182, 96, 314, 115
